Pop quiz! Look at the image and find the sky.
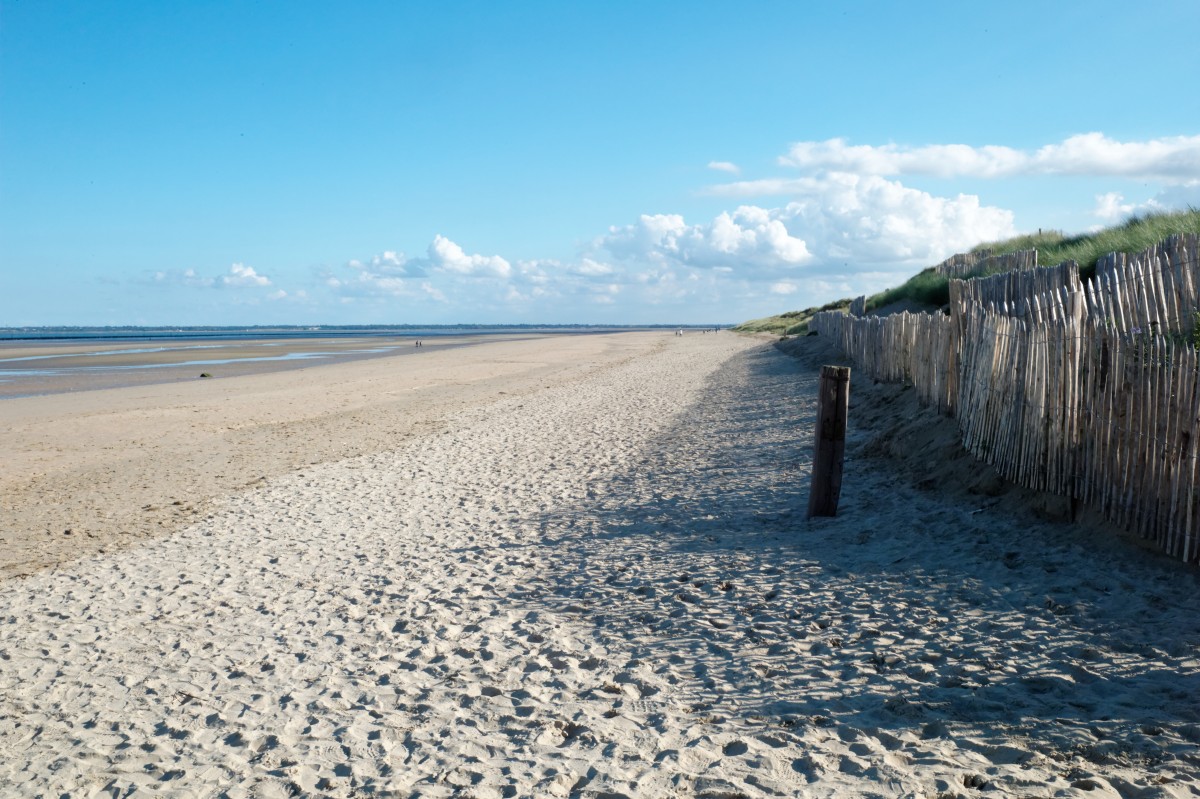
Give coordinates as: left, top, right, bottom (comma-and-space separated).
2, 0, 1199, 326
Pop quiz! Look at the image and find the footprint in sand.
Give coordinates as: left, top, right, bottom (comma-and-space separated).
722, 740, 748, 756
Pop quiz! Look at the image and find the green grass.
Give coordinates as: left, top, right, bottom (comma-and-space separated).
735, 299, 851, 335
972, 207, 1200, 279
863, 267, 950, 313
969, 229, 1068, 257
735, 208, 1200, 333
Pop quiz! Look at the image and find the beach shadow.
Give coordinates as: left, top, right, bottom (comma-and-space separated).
517, 338, 1200, 778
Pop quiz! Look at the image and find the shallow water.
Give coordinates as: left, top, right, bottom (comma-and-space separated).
0, 327, 684, 398
0, 337, 451, 398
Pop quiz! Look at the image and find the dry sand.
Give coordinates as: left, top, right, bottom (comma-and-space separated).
1, 331, 1198, 798
0, 333, 641, 578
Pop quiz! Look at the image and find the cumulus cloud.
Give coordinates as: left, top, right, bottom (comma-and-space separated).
708, 160, 741, 175
603, 174, 1012, 277
331, 236, 518, 302
347, 250, 426, 278
1035, 134, 1200, 180
426, 235, 511, 278
1092, 180, 1200, 222
221, 263, 271, 287
1094, 192, 1154, 222
773, 133, 1200, 182
569, 258, 616, 278
328, 130, 1152, 318
602, 207, 812, 273
153, 263, 273, 289
777, 173, 1015, 264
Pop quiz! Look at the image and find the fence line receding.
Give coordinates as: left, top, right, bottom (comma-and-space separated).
810, 233, 1200, 563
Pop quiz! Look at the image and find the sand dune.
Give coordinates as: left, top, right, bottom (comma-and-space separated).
1, 332, 1198, 797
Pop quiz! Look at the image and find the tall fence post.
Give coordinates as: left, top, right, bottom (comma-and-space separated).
808, 365, 851, 518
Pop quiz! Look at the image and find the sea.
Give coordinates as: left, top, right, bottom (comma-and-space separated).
0, 324, 686, 342
0, 325, 721, 399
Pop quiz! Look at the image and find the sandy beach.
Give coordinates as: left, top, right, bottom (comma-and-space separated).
0, 334, 544, 400
0, 333, 645, 578
1, 331, 1198, 797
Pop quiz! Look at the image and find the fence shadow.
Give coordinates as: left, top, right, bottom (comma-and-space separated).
512, 338, 1200, 778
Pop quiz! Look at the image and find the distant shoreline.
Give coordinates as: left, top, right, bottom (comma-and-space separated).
0, 323, 727, 343
0, 332, 551, 399
0, 328, 722, 399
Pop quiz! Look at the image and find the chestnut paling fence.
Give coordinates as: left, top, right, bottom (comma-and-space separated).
810, 234, 1200, 562
933, 248, 1039, 280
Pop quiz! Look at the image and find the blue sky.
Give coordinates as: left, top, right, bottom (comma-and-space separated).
3, 1, 1199, 326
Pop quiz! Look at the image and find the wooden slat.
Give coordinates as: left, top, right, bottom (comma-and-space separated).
807, 234, 1200, 562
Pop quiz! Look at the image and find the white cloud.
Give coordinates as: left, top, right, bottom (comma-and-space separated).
426, 234, 511, 278
152, 263, 273, 289
347, 250, 426, 277
221, 263, 271, 287
331, 236, 516, 302
320, 133, 1197, 320
569, 258, 616, 278
602, 207, 812, 273
772, 133, 1200, 182
1093, 179, 1200, 222
1035, 133, 1200, 180
708, 160, 741, 175
707, 176, 825, 197
588, 283, 621, 305
604, 174, 1011, 278
778, 139, 1026, 178
1094, 192, 1152, 222
777, 173, 1015, 265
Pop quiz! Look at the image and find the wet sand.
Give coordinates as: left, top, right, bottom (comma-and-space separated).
0, 334, 539, 399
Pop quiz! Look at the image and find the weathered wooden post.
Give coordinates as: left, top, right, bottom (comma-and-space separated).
807, 365, 851, 518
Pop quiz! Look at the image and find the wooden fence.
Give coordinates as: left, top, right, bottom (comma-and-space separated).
1088, 234, 1199, 336
952, 260, 1081, 315
934, 250, 991, 278
810, 234, 1200, 563
812, 310, 956, 414
934, 248, 1038, 279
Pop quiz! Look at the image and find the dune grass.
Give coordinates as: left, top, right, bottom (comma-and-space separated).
973, 208, 1200, 280
736, 300, 852, 336
736, 208, 1200, 335
862, 268, 950, 313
